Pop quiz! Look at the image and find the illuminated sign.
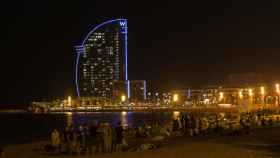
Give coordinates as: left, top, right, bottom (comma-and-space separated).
120, 21, 126, 27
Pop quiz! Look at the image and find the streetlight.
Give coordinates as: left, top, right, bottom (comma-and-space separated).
248, 88, 253, 97
276, 84, 280, 93
67, 96, 72, 106
260, 86, 265, 96
239, 90, 243, 99
276, 84, 280, 106
260, 86, 266, 107
173, 94, 178, 102
219, 92, 224, 101
121, 95, 126, 102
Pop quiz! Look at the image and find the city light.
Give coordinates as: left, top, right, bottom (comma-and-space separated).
239, 90, 243, 98
173, 94, 178, 102
203, 99, 210, 104
173, 111, 180, 119
276, 84, 280, 93
260, 86, 265, 95
121, 95, 126, 102
67, 96, 72, 106
121, 111, 127, 116
219, 92, 224, 100
248, 88, 253, 97
65, 112, 73, 115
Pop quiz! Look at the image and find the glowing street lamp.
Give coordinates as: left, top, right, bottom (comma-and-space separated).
121, 95, 126, 102
173, 94, 178, 102
248, 89, 253, 97
276, 84, 280, 106
239, 90, 243, 99
260, 86, 265, 96
219, 92, 224, 101
276, 84, 280, 93
67, 96, 72, 106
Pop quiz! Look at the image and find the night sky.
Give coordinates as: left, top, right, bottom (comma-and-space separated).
1, 0, 280, 106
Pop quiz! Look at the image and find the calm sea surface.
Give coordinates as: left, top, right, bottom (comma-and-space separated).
0, 111, 181, 146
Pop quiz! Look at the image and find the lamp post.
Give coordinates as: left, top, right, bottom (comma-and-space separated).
276, 84, 280, 93
248, 88, 253, 97
67, 96, 72, 107
276, 84, 280, 106
173, 94, 178, 102
121, 95, 126, 102
260, 86, 265, 108
219, 92, 224, 102
239, 90, 243, 99
248, 88, 254, 110
173, 94, 179, 107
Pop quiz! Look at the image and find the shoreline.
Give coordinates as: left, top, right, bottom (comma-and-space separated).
4, 126, 280, 158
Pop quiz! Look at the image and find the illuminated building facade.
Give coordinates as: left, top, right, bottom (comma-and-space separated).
129, 80, 147, 101
112, 80, 127, 101
75, 19, 129, 98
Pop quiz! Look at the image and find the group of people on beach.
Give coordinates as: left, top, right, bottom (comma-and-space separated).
48, 111, 280, 155
172, 112, 280, 137
49, 121, 124, 155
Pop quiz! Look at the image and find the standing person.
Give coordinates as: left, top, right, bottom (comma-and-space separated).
184, 115, 190, 135
115, 122, 123, 152
112, 126, 117, 152
173, 118, 179, 131
62, 126, 71, 153
76, 125, 85, 155
198, 118, 203, 135
103, 123, 113, 152
51, 129, 61, 153
181, 115, 186, 130
68, 125, 77, 155
96, 123, 105, 153
87, 121, 98, 155
189, 115, 196, 136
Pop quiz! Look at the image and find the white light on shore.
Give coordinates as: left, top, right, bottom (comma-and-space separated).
248, 89, 253, 97
173, 94, 178, 102
121, 111, 127, 116
239, 90, 243, 98
219, 92, 224, 100
121, 95, 126, 102
260, 86, 265, 95
276, 84, 280, 93
67, 96, 72, 106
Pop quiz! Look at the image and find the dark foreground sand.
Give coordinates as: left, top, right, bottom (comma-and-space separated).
3, 127, 280, 158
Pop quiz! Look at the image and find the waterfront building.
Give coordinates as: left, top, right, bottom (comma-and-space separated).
75, 19, 129, 99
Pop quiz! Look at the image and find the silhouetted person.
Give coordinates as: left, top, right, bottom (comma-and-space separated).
115, 122, 123, 152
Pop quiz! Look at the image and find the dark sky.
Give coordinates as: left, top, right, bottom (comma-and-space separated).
1, 0, 280, 106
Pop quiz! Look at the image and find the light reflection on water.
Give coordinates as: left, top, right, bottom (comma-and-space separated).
173, 111, 181, 120
120, 111, 128, 126
60, 111, 183, 129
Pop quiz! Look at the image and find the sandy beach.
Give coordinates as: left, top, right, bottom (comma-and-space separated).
3, 126, 280, 158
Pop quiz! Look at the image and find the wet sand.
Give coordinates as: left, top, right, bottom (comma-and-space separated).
3, 127, 280, 158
